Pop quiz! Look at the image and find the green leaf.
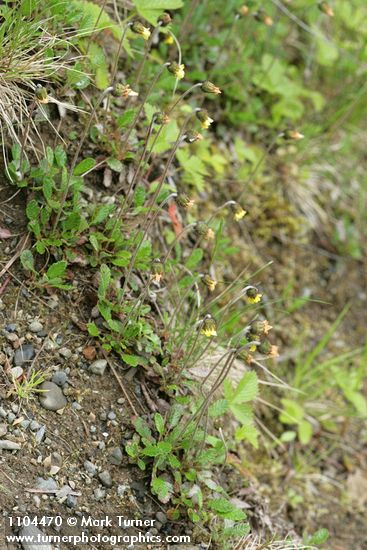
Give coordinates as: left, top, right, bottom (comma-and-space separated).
151, 477, 172, 502
235, 424, 259, 448
154, 413, 165, 435
208, 498, 246, 521
54, 146, 67, 167
208, 399, 229, 418
91, 204, 115, 225
280, 399, 304, 425
74, 157, 96, 176
98, 264, 111, 298
121, 354, 140, 367
46, 260, 67, 280
185, 248, 203, 270
20, 250, 35, 272
107, 158, 123, 172
26, 200, 40, 222
308, 528, 329, 545
117, 110, 136, 129
142, 441, 172, 456
298, 420, 313, 445
134, 417, 152, 440
230, 372, 258, 404
87, 322, 100, 337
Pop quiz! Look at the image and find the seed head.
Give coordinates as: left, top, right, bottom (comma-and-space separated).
258, 340, 279, 358
239, 5, 250, 16
249, 320, 273, 337
196, 222, 215, 240
201, 80, 221, 95
254, 10, 273, 26
113, 84, 138, 99
196, 109, 214, 130
176, 194, 195, 210
154, 112, 170, 125
131, 21, 151, 40
283, 129, 304, 141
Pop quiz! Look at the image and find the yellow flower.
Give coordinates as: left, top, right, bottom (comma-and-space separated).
244, 286, 262, 304
164, 34, 174, 45
249, 344, 257, 353
201, 80, 221, 95
233, 204, 247, 221
202, 274, 217, 292
168, 62, 185, 80
196, 109, 214, 130
132, 21, 151, 41
200, 317, 217, 338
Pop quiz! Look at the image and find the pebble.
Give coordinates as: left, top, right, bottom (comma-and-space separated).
52, 371, 68, 387
84, 460, 97, 477
108, 447, 123, 465
72, 402, 82, 411
107, 411, 116, 420
38, 381, 67, 411
21, 420, 31, 430
66, 494, 77, 508
0, 423, 8, 437
156, 511, 167, 525
11, 366, 24, 379
30, 420, 41, 431
36, 477, 58, 491
93, 488, 106, 501
35, 426, 46, 443
28, 320, 43, 333
18, 525, 52, 550
14, 344, 35, 366
117, 485, 128, 497
0, 440, 21, 450
5, 323, 17, 332
0, 407, 7, 418
89, 359, 107, 376
59, 347, 72, 359
7, 412, 16, 424
98, 470, 112, 488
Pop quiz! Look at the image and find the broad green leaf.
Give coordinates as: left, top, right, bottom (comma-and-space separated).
280, 399, 304, 425
185, 248, 203, 269
98, 264, 111, 298
208, 498, 246, 521
154, 413, 165, 435
26, 200, 40, 221
20, 249, 35, 272
133, 0, 183, 25
74, 157, 96, 176
298, 420, 313, 445
46, 260, 67, 280
231, 372, 258, 404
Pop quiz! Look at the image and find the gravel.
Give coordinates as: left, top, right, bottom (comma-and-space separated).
28, 320, 43, 333
98, 470, 112, 488
38, 381, 67, 411
0, 440, 21, 450
89, 359, 107, 376
13, 344, 35, 366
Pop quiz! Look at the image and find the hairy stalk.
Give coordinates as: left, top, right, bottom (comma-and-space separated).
84, 0, 108, 56
133, 25, 162, 89
52, 86, 113, 232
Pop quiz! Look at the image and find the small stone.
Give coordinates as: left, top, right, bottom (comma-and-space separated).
89, 359, 107, 376
0, 423, 8, 437
36, 477, 58, 491
35, 426, 46, 443
29, 320, 43, 333
59, 347, 72, 359
93, 488, 106, 501
5, 323, 17, 332
18, 525, 52, 550
10, 366, 24, 379
156, 511, 167, 525
39, 381, 67, 411
7, 412, 16, 424
0, 440, 21, 450
84, 460, 97, 477
21, 420, 31, 430
0, 407, 7, 418
117, 485, 128, 497
11, 403, 20, 414
14, 344, 35, 366
98, 470, 112, 488
107, 411, 116, 420
83, 346, 96, 361
66, 494, 77, 508
52, 371, 68, 387
30, 420, 41, 431
72, 402, 82, 411
108, 447, 123, 466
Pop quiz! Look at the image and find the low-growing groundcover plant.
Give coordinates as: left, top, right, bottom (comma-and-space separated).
2, 0, 367, 548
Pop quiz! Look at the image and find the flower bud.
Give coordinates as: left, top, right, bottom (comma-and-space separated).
200, 316, 217, 337
184, 130, 203, 143
163, 34, 174, 45
131, 21, 151, 40
249, 320, 272, 337
196, 109, 214, 130
176, 194, 195, 210
239, 5, 250, 16
201, 80, 221, 94
283, 129, 304, 141
150, 259, 164, 283
202, 274, 217, 292
319, 2, 334, 16
158, 12, 172, 26
35, 86, 49, 104
167, 62, 185, 80
258, 340, 279, 358
254, 10, 273, 26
